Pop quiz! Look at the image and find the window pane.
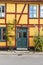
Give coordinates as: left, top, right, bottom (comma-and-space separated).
0, 13, 2, 17
23, 32, 27, 38
30, 6, 33, 11
2, 13, 5, 17
2, 6, 4, 12
33, 6, 36, 10
33, 14, 36, 17
0, 29, 1, 39
40, 14, 43, 17
30, 11, 33, 13
29, 14, 33, 18
0, 6, 5, 17
40, 6, 43, 10
40, 6, 43, 18
18, 32, 21, 38
41, 9, 43, 11
0, 8, 1, 13
40, 11, 43, 13
3, 28, 6, 40
30, 11, 36, 14
33, 10, 36, 13
29, 5, 37, 18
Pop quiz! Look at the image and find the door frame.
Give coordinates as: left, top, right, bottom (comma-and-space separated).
16, 26, 28, 50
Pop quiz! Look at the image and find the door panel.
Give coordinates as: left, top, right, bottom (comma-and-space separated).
16, 28, 22, 48
22, 28, 27, 48
16, 27, 27, 48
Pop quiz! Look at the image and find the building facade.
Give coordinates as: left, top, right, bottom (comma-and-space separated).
0, 0, 43, 50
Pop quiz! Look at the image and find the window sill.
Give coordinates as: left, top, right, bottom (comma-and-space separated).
0, 40, 6, 42
0, 17, 5, 19
40, 18, 43, 19
29, 18, 38, 19
29, 18, 43, 19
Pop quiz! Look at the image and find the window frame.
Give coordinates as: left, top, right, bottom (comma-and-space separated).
0, 27, 6, 42
40, 5, 43, 18
29, 5, 37, 18
0, 5, 5, 18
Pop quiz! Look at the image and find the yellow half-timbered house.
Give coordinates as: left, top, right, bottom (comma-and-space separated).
0, 0, 43, 50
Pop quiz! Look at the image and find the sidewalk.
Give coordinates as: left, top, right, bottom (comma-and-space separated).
0, 51, 29, 55
0, 51, 43, 55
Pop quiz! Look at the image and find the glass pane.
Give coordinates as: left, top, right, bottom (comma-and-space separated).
0, 13, 2, 17
2, 6, 4, 12
0, 8, 1, 13
29, 14, 33, 18
33, 10, 36, 13
0, 29, 1, 39
41, 9, 43, 11
23, 32, 27, 38
3, 28, 6, 40
18, 32, 21, 38
40, 6, 43, 10
30, 10, 33, 13
2, 13, 5, 17
40, 6, 43, 18
30, 6, 33, 11
29, 5, 37, 18
40, 14, 43, 17
33, 6, 37, 10
33, 14, 36, 17
40, 11, 43, 13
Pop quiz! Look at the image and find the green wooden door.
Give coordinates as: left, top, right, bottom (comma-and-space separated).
16, 27, 27, 48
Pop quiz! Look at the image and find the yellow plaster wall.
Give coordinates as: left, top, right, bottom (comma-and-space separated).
7, 4, 15, 12
17, 14, 20, 22
0, 4, 5, 6
29, 38, 35, 47
17, 4, 24, 13
40, 27, 43, 36
0, 25, 6, 27
8, 29, 15, 36
23, 4, 28, 13
19, 15, 27, 24
7, 37, 15, 46
0, 42, 6, 46
0, 19, 5, 24
40, 19, 43, 24
17, 4, 27, 13
17, 15, 27, 24
6, 14, 15, 23
29, 19, 38, 24
17, 14, 27, 24
29, 27, 38, 36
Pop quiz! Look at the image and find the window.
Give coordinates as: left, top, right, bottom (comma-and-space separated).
0, 6, 5, 17
2, 6, 5, 12
23, 32, 27, 38
29, 5, 37, 18
0, 29, 1, 39
3, 28, 6, 40
18, 32, 21, 38
0, 27, 6, 42
40, 6, 43, 18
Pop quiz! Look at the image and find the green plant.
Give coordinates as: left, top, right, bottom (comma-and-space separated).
5, 19, 17, 50
33, 32, 43, 52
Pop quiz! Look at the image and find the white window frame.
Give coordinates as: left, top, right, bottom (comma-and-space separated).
0, 27, 6, 42
0, 6, 5, 18
40, 6, 43, 18
29, 5, 37, 18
